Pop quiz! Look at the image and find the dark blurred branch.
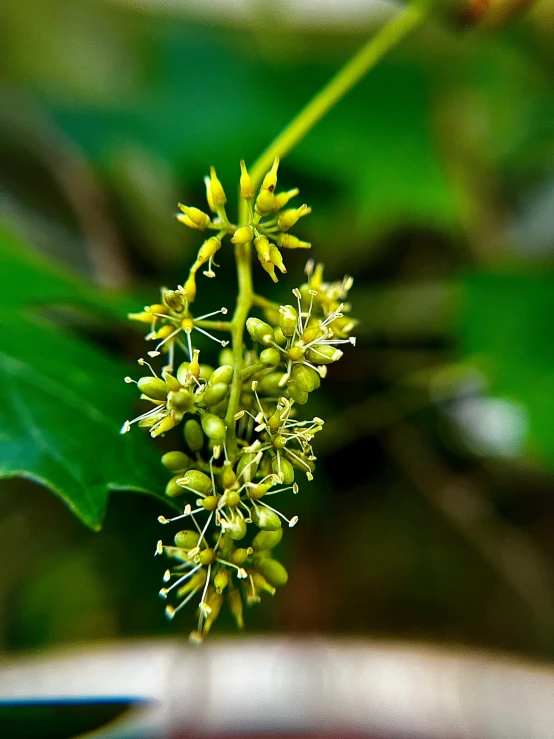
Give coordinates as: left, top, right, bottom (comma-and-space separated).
0, 98, 131, 288
388, 421, 554, 649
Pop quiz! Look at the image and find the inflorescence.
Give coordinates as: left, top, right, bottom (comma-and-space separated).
123, 159, 356, 642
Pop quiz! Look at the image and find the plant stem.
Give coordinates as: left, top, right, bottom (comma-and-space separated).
248, 1, 428, 190
226, 1, 427, 457
225, 241, 253, 458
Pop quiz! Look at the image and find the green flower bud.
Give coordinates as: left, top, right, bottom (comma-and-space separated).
231, 226, 254, 244
277, 204, 311, 232
227, 513, 247, 541
231, 548, 249, 565
291, 364, 319, 393
184, 418, 204, 452
260, 347, 281, 367
279, 305, 298, 337
256, 557, 288, 587
256, 188, 275, 216
261, 157, 279, 192
197, 236, 222, 265
199, 365, 214, 382
176, 569, 206, 599
201, 588, 224, 636
208, 365, 234, 386
180, 469, 212, 494
305, 345, 343, 365
246, 318, 275, 347
272, 456, 295, 484
137, 377, 168, 401
174, 530, 200, 549
252, 505, 282, 531
224, 491, 241, 508
208, 166, 227, 206
277, 233, 311, 250
239, 160, 254, 199
273, 326, 287, 346
214, 567, 229, 594
236, 452, 259, 482
177, 204, 210, 229
257, 372, 287, 395
269, 246, 286, 275
167, 388, 194, 414
198, 548, 215, 565
201, 413, 226, 441
203, 383, 229, 406
287, 382, 308, 405
219, 348, 234, 366
201, 496, 219, 511
227, 589, 244, 629
161, 451, 191, 472
166, 475, 185, 498
252, 528, 283, 551
251, 571, 276, 596
222, 460, 237, 489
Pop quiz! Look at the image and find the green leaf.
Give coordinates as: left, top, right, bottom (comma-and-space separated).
0, 225, 135, 318
458, 272, 554, 468
0, 310, 169, 530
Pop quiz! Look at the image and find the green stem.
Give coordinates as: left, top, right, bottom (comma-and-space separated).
227, 1, 427, 458
248, 1, 428, 189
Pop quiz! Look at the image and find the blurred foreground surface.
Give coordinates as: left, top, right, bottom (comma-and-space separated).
2, 637, 554, 739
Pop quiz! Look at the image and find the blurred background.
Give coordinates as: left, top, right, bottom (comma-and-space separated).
1, 0, 554, 735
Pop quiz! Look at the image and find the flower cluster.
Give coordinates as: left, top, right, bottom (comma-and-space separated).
123, 160, 356, 642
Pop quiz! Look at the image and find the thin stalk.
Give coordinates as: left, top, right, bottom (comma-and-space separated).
227, 1, 428, 457
248, 1, 428, 190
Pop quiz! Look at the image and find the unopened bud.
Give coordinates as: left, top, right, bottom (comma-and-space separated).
231, 226, 254, 244
239, 160, 254, 199
137, 376, 168, 400
162, 451, 191, 472
177, 204, 211, 229
279, 304, 298, 337
277, 233, 311, 250
201, 413, 226, 441
269, 246, 286, 274
252, 528, 283, 551
180, 469, 212, 494
251, 505, 282, 531
174, 530, 200, 549
256, 557, 288, 587
305, 345, 343, 365
261, 157, 279, 192
246, 317, 275, 347
273, 188, 299, 211
277, 204, 311, 231
208, 166, 227, 206
227, 589, 244, 629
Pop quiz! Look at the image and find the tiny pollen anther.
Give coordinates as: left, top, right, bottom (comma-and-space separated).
124, 376, 134, 384
158, 516, 169, 524
148, 351, 161, 357
120, 421, 131, 434
163, 570, 171, 582
238, 568, 248, 579
155, 540, 163, 555
221, 307, 228, 314
159, 589, 168, 599
289, 516, 299, 527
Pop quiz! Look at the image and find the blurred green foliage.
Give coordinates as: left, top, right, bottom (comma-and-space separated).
1, 0, 554, 684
